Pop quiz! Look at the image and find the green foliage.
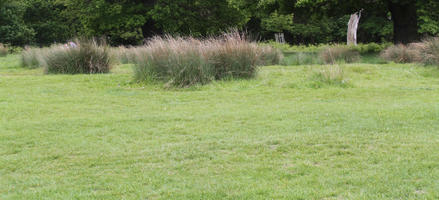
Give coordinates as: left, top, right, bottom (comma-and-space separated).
417, 0, 439, 36
265, 41, 329, 53
61, 0, 149, 45
349, 43, 392, 54
0, 2, 35, 46
268, 41, 390, 55
23, 0, 71, 45
8, 46, 23, 54
1, 0, 438, 47
44, 39, 112, 74
149, 0, 247, 37
261, 11, 293, 33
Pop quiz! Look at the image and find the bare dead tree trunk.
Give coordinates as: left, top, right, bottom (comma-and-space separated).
347, 9, 362, 46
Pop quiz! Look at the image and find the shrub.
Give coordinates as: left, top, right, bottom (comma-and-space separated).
380, 44, 421, 63
350, 43, 391, 54
0, 43, 8, 57
266, 41, 390, 54
44, 39, 112, 74
133, 32, 264, 87
320, 45, 360, 64
417, 37, 439, 66
265, 41, 329, 53
311, 65, 349, 88
21, 47, 48, 68
8, 46, 24, 54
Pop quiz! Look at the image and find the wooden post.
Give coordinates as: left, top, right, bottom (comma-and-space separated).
347, 9, 363, 46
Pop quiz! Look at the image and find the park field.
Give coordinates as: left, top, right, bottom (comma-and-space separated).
1, 54, 439, 199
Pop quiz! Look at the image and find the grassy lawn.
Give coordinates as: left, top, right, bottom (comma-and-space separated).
1, 54, 439, 199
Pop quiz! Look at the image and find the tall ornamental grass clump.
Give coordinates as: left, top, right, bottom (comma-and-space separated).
133, 32, 278, 87
133, 37, 214, 87
21, 47, 48, 68
320, 45, 360, 64
0, 43, 8, 57
208, 32, 260, 79
45, 39, 112, 74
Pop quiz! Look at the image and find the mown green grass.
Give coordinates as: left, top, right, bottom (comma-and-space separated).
1, 54, 439, 199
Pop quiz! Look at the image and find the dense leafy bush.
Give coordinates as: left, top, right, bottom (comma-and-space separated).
133, 33, 277, 87
45, 39, 112, 74
265, 41, 328, 53
0, 43, 8, 57
350, 43, 391, 54
267, 42, 390, 54
320, 46, 360, 64
0, 2, 35, 46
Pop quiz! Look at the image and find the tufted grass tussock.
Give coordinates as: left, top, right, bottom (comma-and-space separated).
132, 32, 282, 87
43, 38, 113, 74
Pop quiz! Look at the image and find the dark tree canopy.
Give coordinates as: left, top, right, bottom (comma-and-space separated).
0, 0, 437, 46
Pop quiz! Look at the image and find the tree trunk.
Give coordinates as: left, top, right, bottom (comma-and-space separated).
388, 1, 419, 44
347, 10, 362, 46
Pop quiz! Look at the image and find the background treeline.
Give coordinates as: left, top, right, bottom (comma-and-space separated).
0, 0, 438, 47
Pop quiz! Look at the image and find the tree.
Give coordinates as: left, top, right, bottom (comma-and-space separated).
418, 0, 439, 36
229, 0, 296, 41
61, 0, 152, 45
295, 0, 424, 44
388, 0, 418, 44
1, 0, 437, 46
23, 0, 71, 45
0, 1, 35, 46
149, 0, 247, 37
261, 11, 293, 33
